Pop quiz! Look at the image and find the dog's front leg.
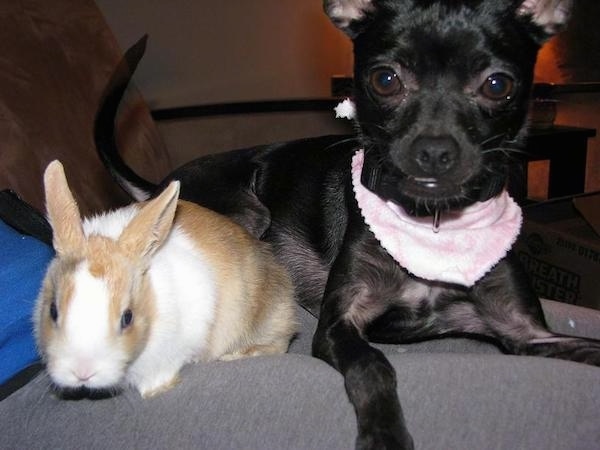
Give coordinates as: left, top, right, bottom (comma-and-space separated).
473, 253, 600, 366
312, 233, 415, 450
314, 314, 414, 450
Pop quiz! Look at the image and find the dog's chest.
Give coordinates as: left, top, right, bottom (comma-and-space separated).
346, 271, 454, 332
398, 278, 446, 309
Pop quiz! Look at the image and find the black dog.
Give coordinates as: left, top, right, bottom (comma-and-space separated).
95, 1, 599, 448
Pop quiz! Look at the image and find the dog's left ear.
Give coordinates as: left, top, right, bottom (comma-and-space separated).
323, 0, 375, 37
516, 0, 573, 42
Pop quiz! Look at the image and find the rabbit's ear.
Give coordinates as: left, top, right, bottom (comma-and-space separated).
43, 161, 85, 257
119, 181, 180, 264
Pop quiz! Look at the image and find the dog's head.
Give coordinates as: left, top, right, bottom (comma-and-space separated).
325, 0, 572, 215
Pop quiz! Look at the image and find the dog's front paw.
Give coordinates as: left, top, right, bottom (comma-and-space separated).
356, 428, 415, 450
564, 344, 600, 366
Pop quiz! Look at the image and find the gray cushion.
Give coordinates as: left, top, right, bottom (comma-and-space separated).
3, 302, 600, 449
1, 352, 599, 449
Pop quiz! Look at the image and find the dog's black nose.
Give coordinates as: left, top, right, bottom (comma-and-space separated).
411, 136, 459, 176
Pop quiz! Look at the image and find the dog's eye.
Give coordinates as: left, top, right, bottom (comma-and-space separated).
479, 73, 514, 101
120, 309, 134, 330
370, 68, 403, 96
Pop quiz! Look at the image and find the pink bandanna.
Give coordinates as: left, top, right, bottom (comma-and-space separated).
351, 150, 522, 286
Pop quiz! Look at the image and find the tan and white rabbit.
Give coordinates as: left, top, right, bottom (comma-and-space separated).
34, 160, 296, 398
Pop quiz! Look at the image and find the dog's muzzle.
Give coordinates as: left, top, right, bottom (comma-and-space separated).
409, 135, 460, 180
361, 142, 508, 215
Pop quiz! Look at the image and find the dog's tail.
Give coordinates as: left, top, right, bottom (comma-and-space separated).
94, 35, 157, 201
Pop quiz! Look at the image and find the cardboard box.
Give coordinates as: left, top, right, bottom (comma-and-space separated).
514, 193, 600, 310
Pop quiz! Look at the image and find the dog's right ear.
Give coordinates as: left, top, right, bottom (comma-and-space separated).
516, 0, 573, 42
323, 0, 375, 37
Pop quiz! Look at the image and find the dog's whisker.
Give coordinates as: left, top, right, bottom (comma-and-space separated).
322, 136, 361, 152
479, 133, 507, 146
482, 146, 526, 156
481, 147, 528, 167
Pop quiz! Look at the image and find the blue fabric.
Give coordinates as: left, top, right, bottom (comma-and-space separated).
0, 219, 54, 384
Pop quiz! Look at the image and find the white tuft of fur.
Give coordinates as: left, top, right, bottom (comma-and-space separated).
82, 204, 140, 239
334, 98, 357, 120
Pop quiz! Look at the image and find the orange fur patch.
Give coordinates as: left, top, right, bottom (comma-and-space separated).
174, 200, 296, 359
84, 235, 156, 359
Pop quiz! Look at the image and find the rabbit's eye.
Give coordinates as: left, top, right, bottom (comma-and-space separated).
120, 309, 133, 330
49, 302, 58, 322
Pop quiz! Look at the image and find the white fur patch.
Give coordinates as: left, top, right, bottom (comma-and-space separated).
82, 204, 140, 239
47, 263, 127, 389
125, 225, 218, 393
66, 264, 111, 348
528, 336, 577, 344
334, 98, 356, 120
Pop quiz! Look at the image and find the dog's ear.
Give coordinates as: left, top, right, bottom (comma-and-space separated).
323, 0, 375, 37
516, 0, 573, 42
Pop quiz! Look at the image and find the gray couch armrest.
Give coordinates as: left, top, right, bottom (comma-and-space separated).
541, 299, 600, 340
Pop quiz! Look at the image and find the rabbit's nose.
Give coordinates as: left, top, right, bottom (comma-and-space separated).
72, 365, 97, 382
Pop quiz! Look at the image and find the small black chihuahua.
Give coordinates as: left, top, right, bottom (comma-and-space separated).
96, 1, 600, 449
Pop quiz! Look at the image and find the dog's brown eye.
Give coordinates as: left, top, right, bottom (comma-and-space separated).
480, 73, 514, 101
370, 68, 403, 96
